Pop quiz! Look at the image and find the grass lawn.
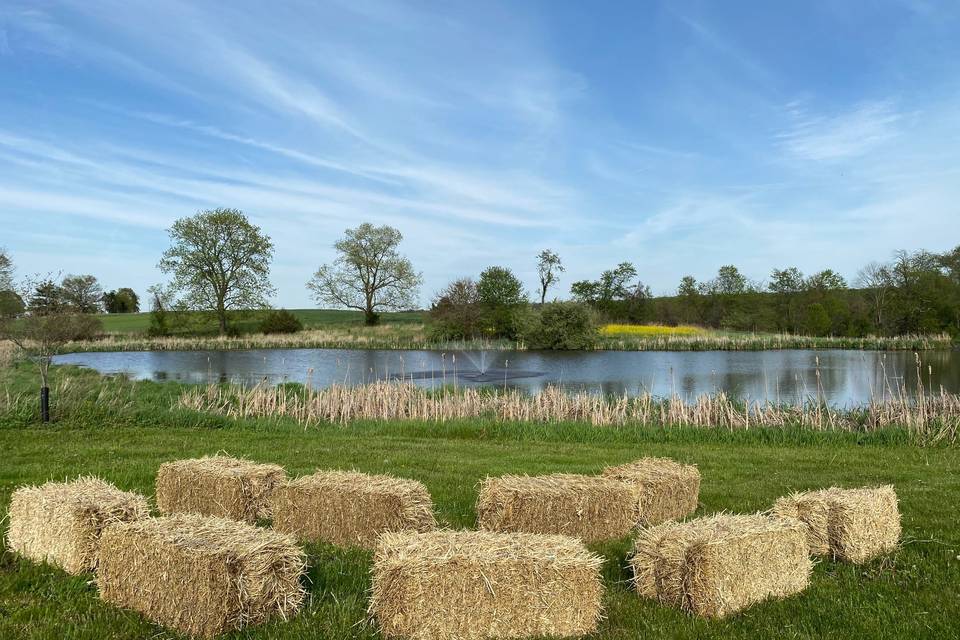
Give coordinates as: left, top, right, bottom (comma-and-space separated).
97, 309, 427, 335
1, 367, 958, 639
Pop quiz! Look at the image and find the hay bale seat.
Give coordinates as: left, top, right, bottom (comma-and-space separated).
6, 477, 149, 575
270, 470, 436, 548
631, 513, 811, 619
156, 455, 285, 523
370, 530, 604, 640
477, 473, 638, 542
96, 514, 306, 638
602, 457, 700, 525
772, 485, 901, 563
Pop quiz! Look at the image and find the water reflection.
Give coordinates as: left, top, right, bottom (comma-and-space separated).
53, 348, 960, 407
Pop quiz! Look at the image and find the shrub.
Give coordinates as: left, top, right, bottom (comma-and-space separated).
259, 309, 303, 334
525, 302, 597, 350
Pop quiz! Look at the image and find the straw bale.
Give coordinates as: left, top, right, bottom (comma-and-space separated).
631, 513, 811, 618
477, 473, 638, 542
370, 529, 604, 639
156, 455, 285, 523
602, 457, 700, 525
6, 476, 149, 575
772, 485, 900, 563
96, 514, 306, 638
270, 470, 436, 548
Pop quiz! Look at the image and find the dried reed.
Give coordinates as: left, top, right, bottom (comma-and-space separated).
179, 380, 960, 444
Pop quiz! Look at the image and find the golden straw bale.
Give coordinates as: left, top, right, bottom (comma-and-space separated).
631, 513, 812, 618
270, 470, 436, 548
370, 529, 604, 640
155, 455, 285, 523
602, 457, 700, 525
477, 473, 638, 542
772, 485, 900, 563
96, 514, 306, 638
6, 476, 149, 575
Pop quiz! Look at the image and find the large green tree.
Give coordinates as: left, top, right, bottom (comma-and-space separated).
307, 223, 421, 326
159, 208, 275, 334
102, 287, 140, 314
60, 274, 103, 313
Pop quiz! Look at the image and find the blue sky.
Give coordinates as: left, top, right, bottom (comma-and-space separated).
1, 0, 959, 308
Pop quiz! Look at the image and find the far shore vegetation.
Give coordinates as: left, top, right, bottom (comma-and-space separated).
2, 212, 959, 366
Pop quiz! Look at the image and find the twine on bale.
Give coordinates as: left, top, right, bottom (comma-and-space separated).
156, 455, 285, 523
631, 513, 812, 618
369, 529, 604, 640
96, 514, 306, 638
6, 476, 149, 575
270, 470, 436, 548
772, 485, 901, 563
477, 473, 639, 542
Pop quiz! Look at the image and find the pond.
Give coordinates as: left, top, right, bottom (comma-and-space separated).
54, 348, 960, 406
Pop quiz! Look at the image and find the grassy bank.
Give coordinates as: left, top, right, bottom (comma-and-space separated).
1, 367, 958, 639
68, 309, 954, 353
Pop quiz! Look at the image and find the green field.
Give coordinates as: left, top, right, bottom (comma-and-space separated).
1, 366, 958, 639
97, 309, 427, 335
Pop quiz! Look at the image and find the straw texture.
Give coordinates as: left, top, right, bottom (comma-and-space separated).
156, 455, 285, 523
631, 513, 812, 618
96, 514, 306, 638
477, 473, 638, 542
772, 485, 901, 563
270, 470, 436, 548
602, 457, 701, 525
370, 529, 604, 640
6, 477, 149, 575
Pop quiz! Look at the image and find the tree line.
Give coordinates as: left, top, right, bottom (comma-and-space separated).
2, 208, 959, 341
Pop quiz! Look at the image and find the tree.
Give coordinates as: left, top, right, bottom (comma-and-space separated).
714, 265, 747, 295
769, 267, 804, 331
29, 279, 66, 315
60, 274, 103, 313
159, 208, 275, 334
571, 262, 639, 305
103, 287, 140, 314
146, 284, 174, 337
536, 249, 564, 305
0, 274, 102, 422
430, 277, 483, 339
803, 303, 831, 335
805, 269, 847, 292
526, 302, 597, 350
307, 223, 421, 326
0, 248, 13, 292
856, 262, 893, 331
477, 266, 527, 338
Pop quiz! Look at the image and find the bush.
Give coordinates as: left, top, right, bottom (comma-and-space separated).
259, 309, 303, 334
525, 302, 597, 350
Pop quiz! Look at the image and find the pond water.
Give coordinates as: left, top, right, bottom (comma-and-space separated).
54, 348, 960, 406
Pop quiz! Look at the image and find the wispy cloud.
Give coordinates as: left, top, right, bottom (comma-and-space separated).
778, 101, 904, 161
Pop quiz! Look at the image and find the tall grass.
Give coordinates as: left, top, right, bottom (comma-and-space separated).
60, 325, 953, 353
595, 331, 952, 351
178, 378, 959, 445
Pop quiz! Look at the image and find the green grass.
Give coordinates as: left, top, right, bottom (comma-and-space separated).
1, 366, 958, 638
97, 309, 427, 335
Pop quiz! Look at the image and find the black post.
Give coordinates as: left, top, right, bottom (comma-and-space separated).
40, 386, 50, 423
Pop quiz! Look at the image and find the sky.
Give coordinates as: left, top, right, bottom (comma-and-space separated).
1, 0, 959, 308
